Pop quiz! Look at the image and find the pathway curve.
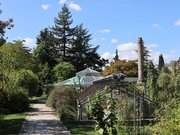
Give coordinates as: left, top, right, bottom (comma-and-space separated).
19, 100, 71, 135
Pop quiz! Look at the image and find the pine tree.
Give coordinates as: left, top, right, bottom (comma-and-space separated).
113, 49, 120, 62
158, 54, 165, 72
51, 4, 76, 60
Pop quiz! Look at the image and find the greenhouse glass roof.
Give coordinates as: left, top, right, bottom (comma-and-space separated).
54, 68, 102, 87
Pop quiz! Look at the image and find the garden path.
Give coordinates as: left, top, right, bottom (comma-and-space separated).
19, 100, 71, 135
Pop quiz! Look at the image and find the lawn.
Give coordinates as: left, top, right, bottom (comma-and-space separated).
0, 96, 42, 135
66, 124, 97, 135
0, 112, 28, 135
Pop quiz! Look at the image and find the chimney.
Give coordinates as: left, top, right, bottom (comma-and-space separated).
137, 37, 144, 84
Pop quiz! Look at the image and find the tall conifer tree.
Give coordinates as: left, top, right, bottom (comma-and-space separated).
158, 54, 165, 72
113, 49, 120, 62
51, 4, 76, 60
68, 24, 103, 71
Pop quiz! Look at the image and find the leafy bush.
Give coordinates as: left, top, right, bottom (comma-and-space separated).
15, 69, 39, 97
47, 87, 77, 121
53, 62, 75, 82
151, 99, 180, 135
0, 88, 29, 113
6, 88, 29, 113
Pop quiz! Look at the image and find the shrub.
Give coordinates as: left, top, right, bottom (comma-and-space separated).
46, 87, 77, 121
6, 88, 29, 113
0, 88, 29, 113
15, 69, 39, 97
53, 62, 75, 82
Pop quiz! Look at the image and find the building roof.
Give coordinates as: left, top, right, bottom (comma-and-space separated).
54, 68, 102, 87
76, 68, 100, 76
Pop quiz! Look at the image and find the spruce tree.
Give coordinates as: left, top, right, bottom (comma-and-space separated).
51, 4, 76, 60
158, 54, 165, 72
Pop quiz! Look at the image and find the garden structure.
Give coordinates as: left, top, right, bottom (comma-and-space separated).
54, 68, 103, 88
52, 37, 160, 134
78, 73, 159, 135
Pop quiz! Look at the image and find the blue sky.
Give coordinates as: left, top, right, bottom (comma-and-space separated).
1, 0, 180, 64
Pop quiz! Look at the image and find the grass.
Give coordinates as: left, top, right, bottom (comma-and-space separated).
66, 124, 97, 135
0, 112, 28, 135
0, 96, 45, 135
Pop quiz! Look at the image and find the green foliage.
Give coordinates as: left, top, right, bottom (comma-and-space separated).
53, 62, 75, 82
0, 41, 37, 113
146, 61, 158, 100
0, 9, 13, 46
91, 92, 107, 134
68, 24, 106, 72
151, 99, 180, 135
158, 54, 165, 72
105, 99, 118, 135
51, 4, 75, 59
34, 28, 57, 68
38, 63, 55, 84
0, 41, 35, 72
46, 87, 77, 121
34, 5, 107, 81
0, 87, 29, 113
169, 60, 180, 99
14, 69, 39, 97
157, 72, 171, 102
90, 87, 117, 135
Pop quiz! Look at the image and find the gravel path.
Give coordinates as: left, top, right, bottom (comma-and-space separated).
19, 100, 71, 135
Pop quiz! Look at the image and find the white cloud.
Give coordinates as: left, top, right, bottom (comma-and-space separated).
150, 50, 177, 64
23, 37, 36, 49
111, 38, 118, 44
101, 42, 177, 64
59, 0, 67, 4
69, 2, 82, 11
101, 52, 112, 60
174, 19, 180, 26
149, 51, 161, 64
117, 42, 137, 52
99, 29, 111, 33
100, 42, 138, 61
41, 4, 50, 10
